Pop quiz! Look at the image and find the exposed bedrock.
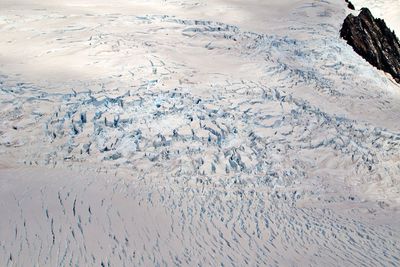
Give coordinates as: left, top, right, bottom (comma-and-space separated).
340, 8, 400, 83
345, 0, 355, 10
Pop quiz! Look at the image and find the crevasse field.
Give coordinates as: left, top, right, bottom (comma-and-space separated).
0, 0, 400, 266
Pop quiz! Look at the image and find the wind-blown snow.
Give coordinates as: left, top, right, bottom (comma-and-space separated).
0, 0, 399, 266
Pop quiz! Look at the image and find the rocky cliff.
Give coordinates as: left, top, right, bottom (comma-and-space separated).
340, 8, 400, 83
345, 0, 355, 10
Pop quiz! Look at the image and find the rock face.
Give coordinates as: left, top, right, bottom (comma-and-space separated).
340, 8, 400, 83
345, 0, 355, 10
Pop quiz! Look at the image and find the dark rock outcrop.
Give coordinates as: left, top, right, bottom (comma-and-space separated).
345, 0, 355, 10
340, 8, 400, 83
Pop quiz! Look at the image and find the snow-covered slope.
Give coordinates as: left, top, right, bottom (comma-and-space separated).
0, 0, 399, 265
1, 167, 399, 266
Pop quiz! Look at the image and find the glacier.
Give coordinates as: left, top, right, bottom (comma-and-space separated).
0, 0, 399, 266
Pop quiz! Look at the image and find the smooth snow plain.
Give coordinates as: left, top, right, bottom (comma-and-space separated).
0, 0, 400, 266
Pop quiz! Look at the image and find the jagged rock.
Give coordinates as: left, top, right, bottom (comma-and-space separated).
345, 0, 355, 10
340, 8, 400, 83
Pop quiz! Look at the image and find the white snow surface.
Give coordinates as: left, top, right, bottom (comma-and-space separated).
0, 0, 400, 266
